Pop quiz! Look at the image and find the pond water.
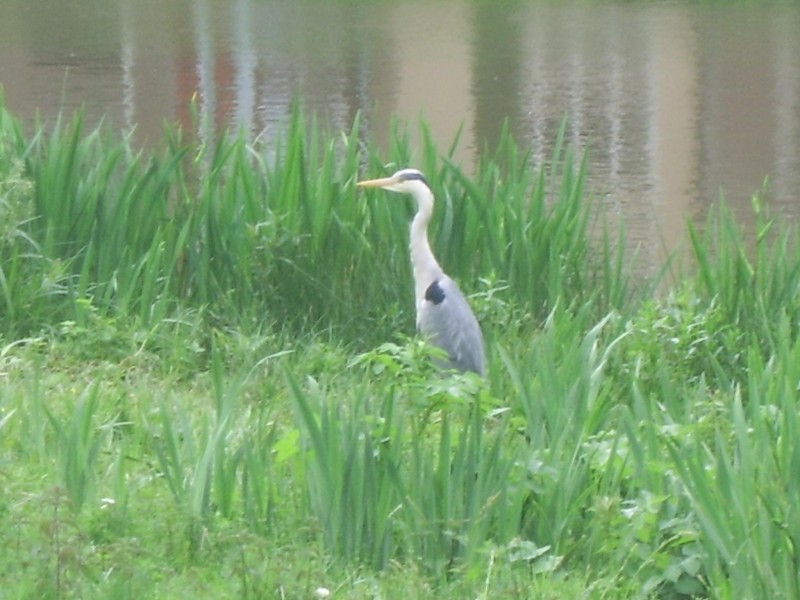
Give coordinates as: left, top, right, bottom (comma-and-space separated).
1, 0, 799, 271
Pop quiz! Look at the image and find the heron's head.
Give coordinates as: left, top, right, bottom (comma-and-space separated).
356, 168, 430, 195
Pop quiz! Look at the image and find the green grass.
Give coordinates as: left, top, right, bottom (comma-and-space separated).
2, 91, 800, 598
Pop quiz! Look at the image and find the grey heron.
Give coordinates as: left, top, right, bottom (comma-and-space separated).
357, 168, 486, 376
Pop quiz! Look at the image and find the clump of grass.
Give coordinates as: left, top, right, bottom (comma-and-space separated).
288, 357, 524, 575
687, 197, 800, 379
0, 107, 69, 334
664, 323, 800, 599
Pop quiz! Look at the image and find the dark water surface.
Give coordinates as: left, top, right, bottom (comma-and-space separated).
2, 0, 799, 270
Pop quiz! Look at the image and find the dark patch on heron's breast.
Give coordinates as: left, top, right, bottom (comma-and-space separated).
424, 280, 446, 305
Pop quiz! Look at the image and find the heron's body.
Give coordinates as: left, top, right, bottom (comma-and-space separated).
357, 169, 485, 376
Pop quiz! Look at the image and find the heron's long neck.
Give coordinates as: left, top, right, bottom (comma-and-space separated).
410, 188, 443, 305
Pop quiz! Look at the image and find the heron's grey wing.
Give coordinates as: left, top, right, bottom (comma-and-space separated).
417, 277, 485, 376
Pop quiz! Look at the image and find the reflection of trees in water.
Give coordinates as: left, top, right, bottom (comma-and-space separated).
470, 1, 523, 156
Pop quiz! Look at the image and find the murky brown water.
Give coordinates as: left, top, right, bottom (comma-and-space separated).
1, 0, 799, 271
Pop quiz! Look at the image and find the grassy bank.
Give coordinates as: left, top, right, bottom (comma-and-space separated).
2, 96, 800, 598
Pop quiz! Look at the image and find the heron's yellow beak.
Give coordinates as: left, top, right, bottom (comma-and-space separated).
356, 176, 398, 189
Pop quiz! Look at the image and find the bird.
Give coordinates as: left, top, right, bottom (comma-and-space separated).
356, 168, 486, 376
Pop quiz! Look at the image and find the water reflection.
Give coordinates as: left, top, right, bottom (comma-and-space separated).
1, 0, 799, 272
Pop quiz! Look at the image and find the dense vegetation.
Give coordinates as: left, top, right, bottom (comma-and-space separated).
2, 94, 800, 598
